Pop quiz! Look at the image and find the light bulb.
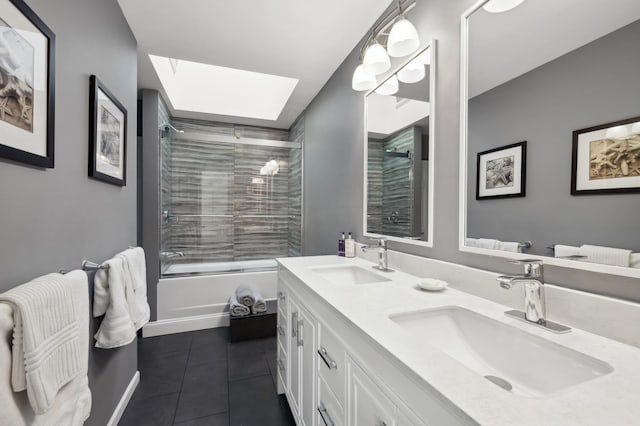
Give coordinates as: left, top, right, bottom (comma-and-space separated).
363, 42, 391, 75
352, 64, 376, 91
375, 75, 399, 96
483, 0, 526, 13
397, 55, 425, 83
387, 17, 420, 58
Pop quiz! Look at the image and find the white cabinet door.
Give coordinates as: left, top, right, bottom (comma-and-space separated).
347, 358, 396, 426
288, 297, 302, 419
300, 306, 318, 426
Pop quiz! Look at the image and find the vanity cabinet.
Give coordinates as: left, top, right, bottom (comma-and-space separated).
278, 266, 471, 426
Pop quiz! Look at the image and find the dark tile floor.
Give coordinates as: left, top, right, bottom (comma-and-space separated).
119, 328, 296, 426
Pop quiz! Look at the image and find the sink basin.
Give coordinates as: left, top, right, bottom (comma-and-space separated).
310, 265, 392, 285
389, 306, 613, 397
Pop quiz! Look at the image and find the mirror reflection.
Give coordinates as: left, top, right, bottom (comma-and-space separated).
366, 45, 432, 242
465, 0, 640, 269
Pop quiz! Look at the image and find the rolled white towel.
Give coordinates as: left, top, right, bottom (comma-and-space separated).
251, 290, 267, 314
580, 245, 631, 267
235, 285, 255, 307
477, 238, 500, 250
229, 294, 250, 317
630, 253, 640, 269
465, 238, 477, 248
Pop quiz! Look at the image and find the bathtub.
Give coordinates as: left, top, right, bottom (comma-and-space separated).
143, 260, 278, 337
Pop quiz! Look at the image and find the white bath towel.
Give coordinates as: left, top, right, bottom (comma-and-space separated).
630, 253, 640, 269
0, 271, 91, 417
477, 238, 501, 250
93, 257, 137, 349
580, 245, 631, 267
229, 294, 250, 317
235, 285, 255, 307
554, 244, 581, 258
93, 247, 150, 348
465, 238, 477, 248
498, 241, 520, 253
251, 291, 267, 314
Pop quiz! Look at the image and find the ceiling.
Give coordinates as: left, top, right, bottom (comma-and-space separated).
469, 0, 640, 98
117, 0, 393, 129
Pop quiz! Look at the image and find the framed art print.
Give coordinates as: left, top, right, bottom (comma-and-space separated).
0, 0, 55, 168
571, 116, 640, 195
89, 75, 127, 186
476, 141, 527, 200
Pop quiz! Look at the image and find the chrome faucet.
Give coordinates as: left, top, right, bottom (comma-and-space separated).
161, 251, 184, 259
497, 259, 570, 333
362, 238, 392, 272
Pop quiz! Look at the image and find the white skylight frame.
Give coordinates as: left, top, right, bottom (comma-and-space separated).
149, 54, 299, 121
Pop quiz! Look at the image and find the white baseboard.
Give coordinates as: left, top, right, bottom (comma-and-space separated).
142, 312, 230, 337
107, 370, 140, 426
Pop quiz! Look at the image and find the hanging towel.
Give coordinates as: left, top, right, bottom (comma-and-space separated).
229, 294, 250, 317
477, 238, 501, 250
235, 285, 255, 307
251, 291, 267, 314
630, 253, 640, 269
0, 271, 91, 416
498, 241, 520, 253
93, 257, 137, 349
119, 247, 150, 330
580, 245, 631, 267
554, 244, 581, 258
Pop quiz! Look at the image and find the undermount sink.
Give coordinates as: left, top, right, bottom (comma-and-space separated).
310, 265, 392, 285
390, 306, 613, 397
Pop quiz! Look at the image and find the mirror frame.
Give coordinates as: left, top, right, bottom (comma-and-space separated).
363, 39, 437, 248
459, 1, 640, 279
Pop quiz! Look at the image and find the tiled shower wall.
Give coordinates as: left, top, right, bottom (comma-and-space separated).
367, 126, 418, 237
288, 115, 304, 257
160, 116, 302, 270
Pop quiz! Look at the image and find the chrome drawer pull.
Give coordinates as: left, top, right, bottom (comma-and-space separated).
298, 318, 304, 347
318, 347, 338, 370
318, 402, 335, 426
292, 312, 298, 338
277, 325, 285, 336
277, 359, 285, 372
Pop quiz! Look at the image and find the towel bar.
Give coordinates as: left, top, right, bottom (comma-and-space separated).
81, 260, 108, 271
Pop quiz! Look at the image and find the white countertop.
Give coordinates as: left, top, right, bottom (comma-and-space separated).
277, 255, 640, 426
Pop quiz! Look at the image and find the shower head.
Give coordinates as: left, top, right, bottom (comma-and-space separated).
161, 124, 184, 134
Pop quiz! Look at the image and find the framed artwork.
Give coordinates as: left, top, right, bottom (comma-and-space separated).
89, 75, 127, 186
476, 141, 527, 200
0, 0, 55, 168
571, 116, 640, 195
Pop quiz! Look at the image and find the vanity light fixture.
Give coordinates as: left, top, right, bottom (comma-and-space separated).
375, 74, 399, 96
397, 52, 426, 83
483, 0, 526, 13
351, 0, 418, 91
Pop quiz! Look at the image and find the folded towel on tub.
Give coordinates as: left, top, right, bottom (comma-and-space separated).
235, 285, 255, 307
0, 271, 91, 417
229, 294, 250, 317
251, 291, 267, 314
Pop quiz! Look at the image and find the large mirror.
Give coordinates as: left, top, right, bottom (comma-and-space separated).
364, 41, 435, 247
460, 0, 640, 277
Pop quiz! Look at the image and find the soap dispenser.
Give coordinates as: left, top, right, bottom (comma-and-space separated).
338, 232, 345, 256
345, 232, 355, 258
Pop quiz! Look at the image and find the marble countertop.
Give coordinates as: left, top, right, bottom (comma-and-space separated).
277, 255, 640, 426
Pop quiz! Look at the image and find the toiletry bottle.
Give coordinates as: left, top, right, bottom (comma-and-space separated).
345, 232, 355, 258
338, 232, 346, 257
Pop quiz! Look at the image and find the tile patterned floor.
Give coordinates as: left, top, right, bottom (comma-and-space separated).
119, 328, 295, 426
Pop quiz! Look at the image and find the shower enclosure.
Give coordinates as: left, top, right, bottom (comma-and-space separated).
160, 119, 302, 277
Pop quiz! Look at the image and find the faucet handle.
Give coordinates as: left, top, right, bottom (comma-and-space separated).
508, 259, 543, 278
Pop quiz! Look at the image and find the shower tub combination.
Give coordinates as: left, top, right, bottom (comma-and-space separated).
144, 119, 302, 336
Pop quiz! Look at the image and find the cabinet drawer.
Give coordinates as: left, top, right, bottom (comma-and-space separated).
277, 342, 287, 392
318, 375, 344, 426
318, 322, 346, 403
347, 357, 396, 426
277, 311, 287, 346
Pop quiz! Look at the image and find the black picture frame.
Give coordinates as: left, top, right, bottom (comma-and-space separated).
571, 115, 640, 196
476, 141, 527, 200
89, 75, 127, 186
0, 0, 55, 168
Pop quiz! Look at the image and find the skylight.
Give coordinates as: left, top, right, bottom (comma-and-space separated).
149, 55, 299, 121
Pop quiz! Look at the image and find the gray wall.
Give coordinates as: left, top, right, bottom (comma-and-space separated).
468, 20, 640, 254
300, 0, 640, 302
0, 0, 138, 424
